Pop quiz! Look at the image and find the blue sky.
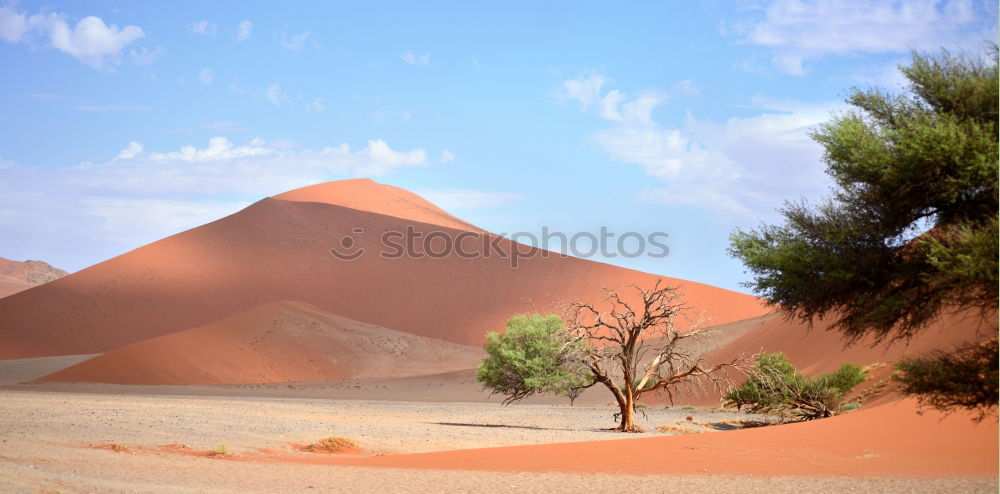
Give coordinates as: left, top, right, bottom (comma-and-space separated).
0, 0, 995, 292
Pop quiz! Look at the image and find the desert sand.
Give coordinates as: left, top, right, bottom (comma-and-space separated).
0, 389, 994, 493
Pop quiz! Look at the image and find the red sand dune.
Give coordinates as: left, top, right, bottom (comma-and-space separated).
650, 309, 995, 408
275, 178, 481, 232
37, 301, 484, 385
705, 310, 994, 376
324, 399, 997, 478
0, 257, 67, 299
0, 179, 767, 359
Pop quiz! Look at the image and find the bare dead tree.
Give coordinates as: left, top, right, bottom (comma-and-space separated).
562, 279, 738, 432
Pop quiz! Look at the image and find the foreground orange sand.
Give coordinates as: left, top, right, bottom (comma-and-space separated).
320, 399, 997, 478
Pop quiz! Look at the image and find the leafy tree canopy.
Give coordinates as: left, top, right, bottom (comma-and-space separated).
728, 47, 997, 418
476, 313, 591, 405
729, 48, 997, 343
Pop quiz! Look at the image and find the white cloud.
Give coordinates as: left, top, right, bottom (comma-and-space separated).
563, 74, 840, 220
74, 136, 437, 186
235, 20, 252, 41
559, 73, 611, 111
598, 89, 625, 121
400, 50, 430, 66
0, 2, 32, 42
198, 67, 214, 85
439, 150, 456, 164
416, 189, 523, 211
0, 4, 145, 69
49, 16, 144, 69
275, 29, 311, 53
116, 141, 143, 159
265, 83, 283, 106
129, 45, 164, 66
188, 20, 217, 36
732, 0, 998, 74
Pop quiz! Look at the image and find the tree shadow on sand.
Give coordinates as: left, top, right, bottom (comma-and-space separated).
428, 422, 580, 432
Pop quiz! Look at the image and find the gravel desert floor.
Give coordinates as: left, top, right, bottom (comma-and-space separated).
0, 389, 995, 493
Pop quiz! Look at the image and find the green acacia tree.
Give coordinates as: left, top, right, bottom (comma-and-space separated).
476, 314, 591, 405
729, 48, 998, 417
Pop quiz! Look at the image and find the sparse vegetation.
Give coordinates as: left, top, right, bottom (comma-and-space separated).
207, 443, 231, 458
300, 437, 359, 454
655, 424, 698, 434
94, 443, 132, 453
725, 353, 867, 421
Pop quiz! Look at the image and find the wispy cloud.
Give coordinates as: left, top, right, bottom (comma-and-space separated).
74, 136, 441, 189
235, 20, 252, 41
265, 83, 284, 106
198, 67, 214, 85
187, 20, 217, 37
401, 50, 430, 67
558, 72, 612, 111
561, 73, 838, 220
275, 29, 312, 53
129, 45, 165, 66
0, 3, 145, 69
729, 0, 998, 75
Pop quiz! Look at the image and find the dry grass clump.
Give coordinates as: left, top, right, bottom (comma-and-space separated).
655, 425, 699, 435
300, 437, 359, 454
207, 443, 231, 458
94, 443, 132, 453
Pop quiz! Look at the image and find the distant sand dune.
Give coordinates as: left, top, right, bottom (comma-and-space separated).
0, 257, 67, 299
37, 301, 485, 385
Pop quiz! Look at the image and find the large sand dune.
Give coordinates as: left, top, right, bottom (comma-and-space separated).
0, 179, 767, 360
36, 301, 485, 385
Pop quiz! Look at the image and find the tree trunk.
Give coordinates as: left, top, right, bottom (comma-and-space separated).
618, 394, 640, 432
